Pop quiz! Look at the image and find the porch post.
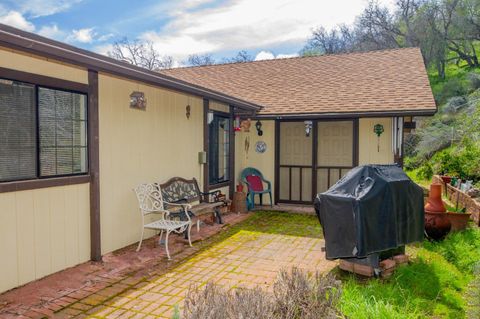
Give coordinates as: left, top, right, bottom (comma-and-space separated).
203, 98, 209, 192
312, 120, 318, 201
229, 105, 235, 199
274, 120, 280, 205
88, 69, 101, 262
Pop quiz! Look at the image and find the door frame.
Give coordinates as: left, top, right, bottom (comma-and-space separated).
274, 118, 359, 204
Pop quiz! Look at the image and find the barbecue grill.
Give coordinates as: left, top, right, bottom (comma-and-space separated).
314, 164, 424, 273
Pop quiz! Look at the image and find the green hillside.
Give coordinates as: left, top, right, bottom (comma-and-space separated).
406, 63, 480, 187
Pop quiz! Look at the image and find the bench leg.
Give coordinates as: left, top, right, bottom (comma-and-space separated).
136, 227, 145, 252
187, 223, 193, 247
165, 230, 171, 260
214, 208, 223, 224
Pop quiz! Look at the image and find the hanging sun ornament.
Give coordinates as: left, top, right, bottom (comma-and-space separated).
373, 123, 384, 152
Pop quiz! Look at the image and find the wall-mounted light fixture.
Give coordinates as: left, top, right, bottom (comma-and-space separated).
304, 120, 313, 137
255, 120, 263, 136
130, 91, 146, 110
186, 104, 191, 119
207, 111, 214, 124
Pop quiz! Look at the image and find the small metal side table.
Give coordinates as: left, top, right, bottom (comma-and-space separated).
231, 192, 248, 213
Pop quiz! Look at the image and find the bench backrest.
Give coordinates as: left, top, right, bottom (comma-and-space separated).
159, 177, 202, 204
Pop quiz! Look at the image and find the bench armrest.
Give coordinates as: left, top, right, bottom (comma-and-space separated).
163, 201, 192, 221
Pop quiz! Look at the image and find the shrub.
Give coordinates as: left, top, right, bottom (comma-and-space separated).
467, 72, 480, 91
443, 96, 467, 114
183, 267, 341, 319
435, 77, 468, 104
417, 162, 433, 180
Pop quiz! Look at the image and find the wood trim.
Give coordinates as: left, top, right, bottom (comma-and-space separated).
0, 175, 90, 193
0, 66, 88, 93
274, 120, 280, 205
254, 109, 436, 120
312, 120, 318, 201
203, 98, 209, 193
208, 181, 230, 190
353, 118, 359, 166
229, 105, 235, 199
88, 69, 101, 262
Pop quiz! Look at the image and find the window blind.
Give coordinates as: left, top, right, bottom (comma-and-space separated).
38, 87, 88, 177
0, 80, 36, 182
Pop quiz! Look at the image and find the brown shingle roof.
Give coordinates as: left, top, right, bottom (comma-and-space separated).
160, 48, 436, 116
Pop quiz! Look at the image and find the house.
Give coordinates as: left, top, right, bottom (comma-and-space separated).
0, 23, 436, 293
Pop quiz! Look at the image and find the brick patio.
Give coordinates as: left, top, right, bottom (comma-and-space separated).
0, 212, 335, 318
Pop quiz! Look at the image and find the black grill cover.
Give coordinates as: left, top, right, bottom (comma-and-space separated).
314, 165, 424, 260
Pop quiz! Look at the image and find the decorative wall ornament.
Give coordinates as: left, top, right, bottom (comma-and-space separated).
130, 91, 146, 110
255, 120, 263, 136
185, 104, 191, 119
240, 118, 251, 132
373, 123, 384, 152
304, 120, 313, 137
234, 116, 241, 131
255, 141, 267, 153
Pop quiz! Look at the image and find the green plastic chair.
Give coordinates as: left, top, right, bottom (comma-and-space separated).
241, 167, 273, 209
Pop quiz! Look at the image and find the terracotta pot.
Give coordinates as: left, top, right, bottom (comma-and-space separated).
441, 176, 452, 184
425, 184, 446, 213
446, 212, 471, 232
425, 211, 451, 240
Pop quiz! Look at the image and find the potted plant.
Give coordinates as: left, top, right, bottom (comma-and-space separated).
445, 204, 471, 231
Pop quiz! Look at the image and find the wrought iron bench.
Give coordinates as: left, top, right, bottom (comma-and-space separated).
159, 177, 229, 226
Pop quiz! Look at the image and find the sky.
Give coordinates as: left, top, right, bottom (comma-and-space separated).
0, 0, 395, 66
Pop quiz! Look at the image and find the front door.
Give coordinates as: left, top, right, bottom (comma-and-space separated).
277, 120, 357, 204
278, 122, 313, 203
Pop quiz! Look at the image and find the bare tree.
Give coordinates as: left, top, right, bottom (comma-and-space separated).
107, 37, 174, 70
301, 25, 357, 55
187, 53, 216, 66
222, 50, 254, 63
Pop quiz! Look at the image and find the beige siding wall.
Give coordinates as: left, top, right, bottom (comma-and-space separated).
234, 120, 275, 204
98, 73, 205, 254
0, 184, 90, 293
0, 49, 90, 293
0, 46, 88, 84
359, 118, 394, 164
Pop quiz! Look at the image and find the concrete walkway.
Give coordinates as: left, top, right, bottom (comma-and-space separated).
57, 231, 334, 318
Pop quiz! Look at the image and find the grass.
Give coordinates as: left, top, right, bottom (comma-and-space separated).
216, 211, 480, 318
338, 227, 480, 319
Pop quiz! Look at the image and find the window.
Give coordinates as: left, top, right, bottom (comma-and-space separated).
208, 114, 230, 185
0, 78, 88, 182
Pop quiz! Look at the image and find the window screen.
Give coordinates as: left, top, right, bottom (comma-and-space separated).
208, 114, 230, 185
0, 79, 36, 182
38, 87, 88, 177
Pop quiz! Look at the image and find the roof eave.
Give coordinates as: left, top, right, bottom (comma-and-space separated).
0, 24, 262, 112
254, 108, 437, 119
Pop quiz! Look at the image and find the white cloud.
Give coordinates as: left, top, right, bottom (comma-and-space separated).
276, 53, 299, 59
255, 51, 275, 61
0, 11, 35, 32
68, 28, 95, 43
93, 44, 114, 55
38, 24, 64, 39
137, 0, 394, 61
254, 51, 299, 61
